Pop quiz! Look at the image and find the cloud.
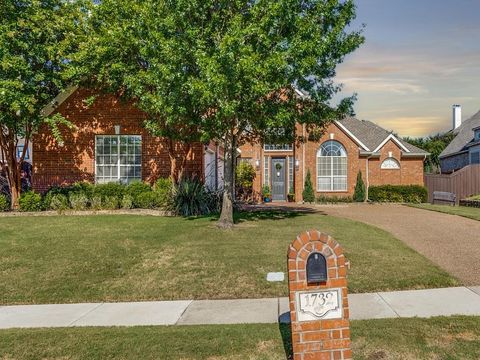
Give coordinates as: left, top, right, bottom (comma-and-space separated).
338, 77, 428, 95
374, 116, 447, 137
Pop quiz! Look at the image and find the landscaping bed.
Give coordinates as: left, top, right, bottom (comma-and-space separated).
0, 316, 479, 359
0, 211, 457, 305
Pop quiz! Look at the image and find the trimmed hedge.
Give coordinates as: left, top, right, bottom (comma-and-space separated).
19, 191, 43, 212
368, 185, 427, 203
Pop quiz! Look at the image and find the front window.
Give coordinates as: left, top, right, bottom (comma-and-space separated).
264, 144, 293, 151
317, 140, 347, 191
95, 135, 142, 184
381, 157, 400, 169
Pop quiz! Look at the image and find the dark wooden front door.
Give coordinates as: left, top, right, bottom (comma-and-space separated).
271, 158, 286, 201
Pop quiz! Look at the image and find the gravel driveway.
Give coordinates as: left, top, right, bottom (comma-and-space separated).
319, 204, 480, 286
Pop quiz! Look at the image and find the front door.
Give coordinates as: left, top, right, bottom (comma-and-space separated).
271, 158, 286, 201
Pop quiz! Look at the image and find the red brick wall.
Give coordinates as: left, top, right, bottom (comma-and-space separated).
32, 88, 204, 193
238, 123, 425, 202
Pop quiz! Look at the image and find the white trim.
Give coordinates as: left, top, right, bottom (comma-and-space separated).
373, 134, 410, 153
334, 121, 370, 151
41, 86, 79, 117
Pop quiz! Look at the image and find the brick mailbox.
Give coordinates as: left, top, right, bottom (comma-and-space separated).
288, 230, 352, 360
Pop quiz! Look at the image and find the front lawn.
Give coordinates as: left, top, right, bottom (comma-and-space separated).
0, 211, 457, 304
1, 316, 479, 359
409, 204, 480, 221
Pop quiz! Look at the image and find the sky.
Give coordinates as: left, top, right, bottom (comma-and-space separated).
334, 0, 480, 137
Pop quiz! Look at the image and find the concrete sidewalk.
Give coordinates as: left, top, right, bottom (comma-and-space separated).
1, 287, 479, 329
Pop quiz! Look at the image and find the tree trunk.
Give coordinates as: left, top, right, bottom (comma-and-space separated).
217, 133, 236, 229
1, 134, 22, 211
167, 139, 192, 184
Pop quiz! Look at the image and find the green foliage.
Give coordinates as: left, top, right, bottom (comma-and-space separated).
121, 194, 134, 210
262, 185, 271, 197
102, 196, 120, 210
93, 183, 125, 201
134, 192, 160, 210
69, 193, 89, 211
0, 194, 8, 211
153, 178, 174, 209
19, 192, 43, 212
302, 170, 315, 203
236, 162, 256, 189
0, 0, 91, 209
317, 195, 353, 204
49, 194, 69, 212
126, 181, 152, 208
369, 185, 428, 203
91, 196, 102, 211
403, 132, 456, 173
172, 178, 216, 216
353, 171, 366, 202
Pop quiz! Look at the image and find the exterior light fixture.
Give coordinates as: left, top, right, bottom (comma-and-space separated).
295, 158, 300, 169
114, 125, 121, 135
255, 159, 260, 169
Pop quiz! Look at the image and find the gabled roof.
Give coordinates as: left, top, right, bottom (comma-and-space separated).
336, 117, 428, 154
440, 110, 480, 158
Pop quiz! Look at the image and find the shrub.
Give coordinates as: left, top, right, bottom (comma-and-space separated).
49, 194, 69, 212
69, 193, 89, 211
173, 178, 213, 216
19, 191, 43, 212
0, 194, 9, 211
126, 181, 152, 207
102, 196, 120, 210
368, 185, 428, 203
69, 181, 94, 199
317, 195, 353, 204
91, 195, 102, 210
353, 171, 366, 202
121, 194, 134, 209
236, 162, 256, 189
302, 170, 315, 203
93, 182, 125, 201
261, 185, 271, 197
153, 178, 173, 208
134, 191, 161, 209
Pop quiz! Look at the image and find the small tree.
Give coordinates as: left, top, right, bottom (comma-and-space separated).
302, 170, 315, 203
353, 170, 366, 202
235, 161, 256, 202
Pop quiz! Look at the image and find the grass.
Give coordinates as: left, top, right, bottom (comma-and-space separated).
0, 317, 479, 359
0, 211, 457, 304
409, 203, 480, 221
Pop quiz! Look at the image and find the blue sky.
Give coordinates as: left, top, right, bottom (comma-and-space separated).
335, 0, 480, 137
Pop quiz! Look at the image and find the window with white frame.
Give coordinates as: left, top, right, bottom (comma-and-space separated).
263, 156, 269, 186
264, 144, 293, 151
288, 156, 294, 193
381, 157, 400, 169
95, 135, 142, 184
317, 140, 347, 191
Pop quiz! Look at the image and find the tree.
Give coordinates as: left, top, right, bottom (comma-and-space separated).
302, 170, 315, 203
353, 170, 365, 202
77, 0, 363, 228
74, 0, 214, 183
197, 0, 364, 228
403, 132, 455, 173
0, 0, 91, 209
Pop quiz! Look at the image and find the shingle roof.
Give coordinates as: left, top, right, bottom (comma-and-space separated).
336, 117, 428, 154
440, 110, 480, 158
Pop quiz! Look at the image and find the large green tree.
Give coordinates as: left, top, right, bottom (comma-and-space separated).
78, 0, 363, 228
0, 0, 91, 209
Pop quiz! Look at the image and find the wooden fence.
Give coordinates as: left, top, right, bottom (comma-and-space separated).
424, 164, 480, 204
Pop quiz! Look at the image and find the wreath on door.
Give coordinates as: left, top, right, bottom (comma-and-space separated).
275, 163, 282, 171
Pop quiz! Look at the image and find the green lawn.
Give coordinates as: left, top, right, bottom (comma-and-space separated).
1, 317, 479, 359
0, 211, 457, 304
409, 204, 480, 221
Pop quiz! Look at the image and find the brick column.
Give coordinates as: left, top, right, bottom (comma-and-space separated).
288, 230, 352, 360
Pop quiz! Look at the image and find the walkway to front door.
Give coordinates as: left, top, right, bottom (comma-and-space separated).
271, 158, 286, 201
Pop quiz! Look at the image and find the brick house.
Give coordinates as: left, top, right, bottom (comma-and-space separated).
239, 117, 428, 202
32, 87, 224, 193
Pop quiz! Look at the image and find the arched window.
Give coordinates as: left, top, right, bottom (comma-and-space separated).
317, 141, 347, 191
381, 157, 400, 169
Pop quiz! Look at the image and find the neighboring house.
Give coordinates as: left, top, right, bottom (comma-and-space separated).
440, 108, 480, 173
31, 87, 224, 193
239, 117, 428, 202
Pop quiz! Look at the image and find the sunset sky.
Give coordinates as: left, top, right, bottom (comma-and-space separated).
335, 0, 480, 137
